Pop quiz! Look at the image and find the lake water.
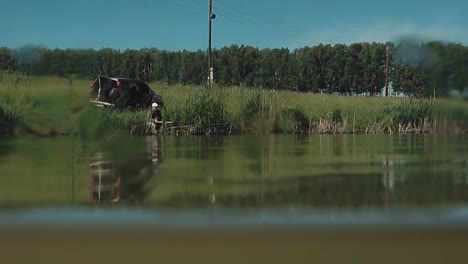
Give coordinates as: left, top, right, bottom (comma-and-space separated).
0, 134, 467, 228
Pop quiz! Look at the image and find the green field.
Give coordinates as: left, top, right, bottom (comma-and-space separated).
1, 75, 467, 137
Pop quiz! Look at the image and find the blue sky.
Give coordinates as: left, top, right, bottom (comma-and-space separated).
1, 0, 467, 51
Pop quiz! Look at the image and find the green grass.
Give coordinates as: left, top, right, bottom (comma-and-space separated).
0, 72, 33, 135
1, 75, 467, 137
154, 84, 467, 135
25, 75, 90, 136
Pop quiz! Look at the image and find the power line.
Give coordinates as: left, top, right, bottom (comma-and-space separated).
215, 9, 315, 47
153, 0, 205, 12
220, 0, 329, 43
214, 9, 309, 47
155, 0, 347, 44
152, 0, 333, 48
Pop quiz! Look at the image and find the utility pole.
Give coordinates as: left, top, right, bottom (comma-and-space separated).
385, 46, 390, 97
207, 0, 216, 86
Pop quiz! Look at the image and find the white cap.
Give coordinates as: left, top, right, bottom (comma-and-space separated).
152, 103, 158, 107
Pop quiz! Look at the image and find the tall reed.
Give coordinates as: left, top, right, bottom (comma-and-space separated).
106, 84, 464, 135
0, 71, 32, 135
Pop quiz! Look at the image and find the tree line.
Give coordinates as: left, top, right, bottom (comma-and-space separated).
1, 41, 467, 97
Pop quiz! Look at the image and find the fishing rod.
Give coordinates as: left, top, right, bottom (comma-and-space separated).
163, 122, 230, 129
145, 120, 172, 135
155, 120, 228, 127
154, 121, 175, 124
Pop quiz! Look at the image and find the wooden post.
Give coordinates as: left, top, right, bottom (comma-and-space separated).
208, 0, 213, 86
385, 46, 390, 97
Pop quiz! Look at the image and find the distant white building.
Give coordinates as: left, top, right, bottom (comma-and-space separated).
380, 82, 407, 97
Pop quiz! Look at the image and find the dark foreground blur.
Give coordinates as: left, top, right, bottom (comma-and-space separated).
2, 227, 468, 264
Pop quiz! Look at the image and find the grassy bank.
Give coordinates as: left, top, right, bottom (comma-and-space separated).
1, 75, 467, 137
0, 72, 33, 135
146, 83, 467, 135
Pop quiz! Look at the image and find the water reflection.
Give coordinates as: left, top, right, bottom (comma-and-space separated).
147, 135, 468, 209
0, 134, 464, 231
88, 135, 162, 203
0, 134, 466, 210
381, 155, 406, 208
89, 158, 121, 202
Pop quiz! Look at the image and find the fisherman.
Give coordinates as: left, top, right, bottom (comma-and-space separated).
146, 102, 163, 134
